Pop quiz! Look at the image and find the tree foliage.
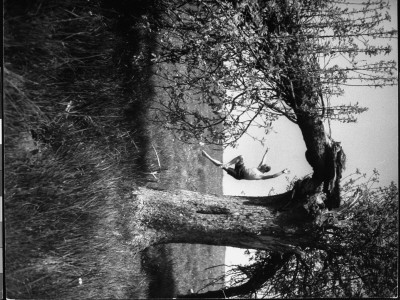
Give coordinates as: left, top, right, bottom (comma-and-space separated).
147, 0, 396, 146
264, 173, 398, 298
181, 173, 398, 298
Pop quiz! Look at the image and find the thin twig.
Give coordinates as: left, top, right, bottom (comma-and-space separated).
152, 143, 161, 169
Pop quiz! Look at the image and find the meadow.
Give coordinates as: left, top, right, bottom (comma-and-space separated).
4, 0, 224, 298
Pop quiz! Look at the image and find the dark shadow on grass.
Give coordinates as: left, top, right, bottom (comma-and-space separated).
101, 0, 160, 182
141, 245, 177, 298
100, 1, 180, 298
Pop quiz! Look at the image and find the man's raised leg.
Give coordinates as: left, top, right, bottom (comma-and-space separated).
224, 155, 243, 167
201, 150, 223, 167
258, 148, 269, 168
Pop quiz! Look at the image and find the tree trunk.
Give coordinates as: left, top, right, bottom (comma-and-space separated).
128, 102, 346, 251
288, 85, 346, 209
129, 90, 346, 251
132, 186, 319, 252
295, 109, 346, 209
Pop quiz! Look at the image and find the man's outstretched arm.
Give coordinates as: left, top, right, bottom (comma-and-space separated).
258, 148, 269, 168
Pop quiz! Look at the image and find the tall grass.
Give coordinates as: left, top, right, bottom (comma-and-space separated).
4, 0, 158, 298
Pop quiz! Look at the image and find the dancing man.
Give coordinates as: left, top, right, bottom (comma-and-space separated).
202, 148, 289, 180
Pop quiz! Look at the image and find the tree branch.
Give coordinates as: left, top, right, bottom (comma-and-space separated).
177, 252, 294, 299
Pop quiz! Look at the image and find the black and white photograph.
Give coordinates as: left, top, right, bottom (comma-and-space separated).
3, 0, 398, 298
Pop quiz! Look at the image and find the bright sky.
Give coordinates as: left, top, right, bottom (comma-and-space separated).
223, 83, 398, 196
224, 0, 398, 274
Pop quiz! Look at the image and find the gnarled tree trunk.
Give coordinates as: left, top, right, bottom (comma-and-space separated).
133, 182, 317, 253
131, 95, 346, 254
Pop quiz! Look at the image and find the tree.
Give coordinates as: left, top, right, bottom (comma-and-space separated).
148, 0, 397, 147
126, 0, 397, 297
178, 172, 398, 298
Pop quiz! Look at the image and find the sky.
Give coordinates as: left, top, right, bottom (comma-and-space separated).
224, 0, 398, 272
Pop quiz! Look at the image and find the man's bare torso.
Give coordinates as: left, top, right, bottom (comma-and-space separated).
241, 167, 266, 180
202, 150, 289, 181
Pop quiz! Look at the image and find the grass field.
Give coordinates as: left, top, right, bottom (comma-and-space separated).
142, 120, 225, 297
4, 0, 224, 298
